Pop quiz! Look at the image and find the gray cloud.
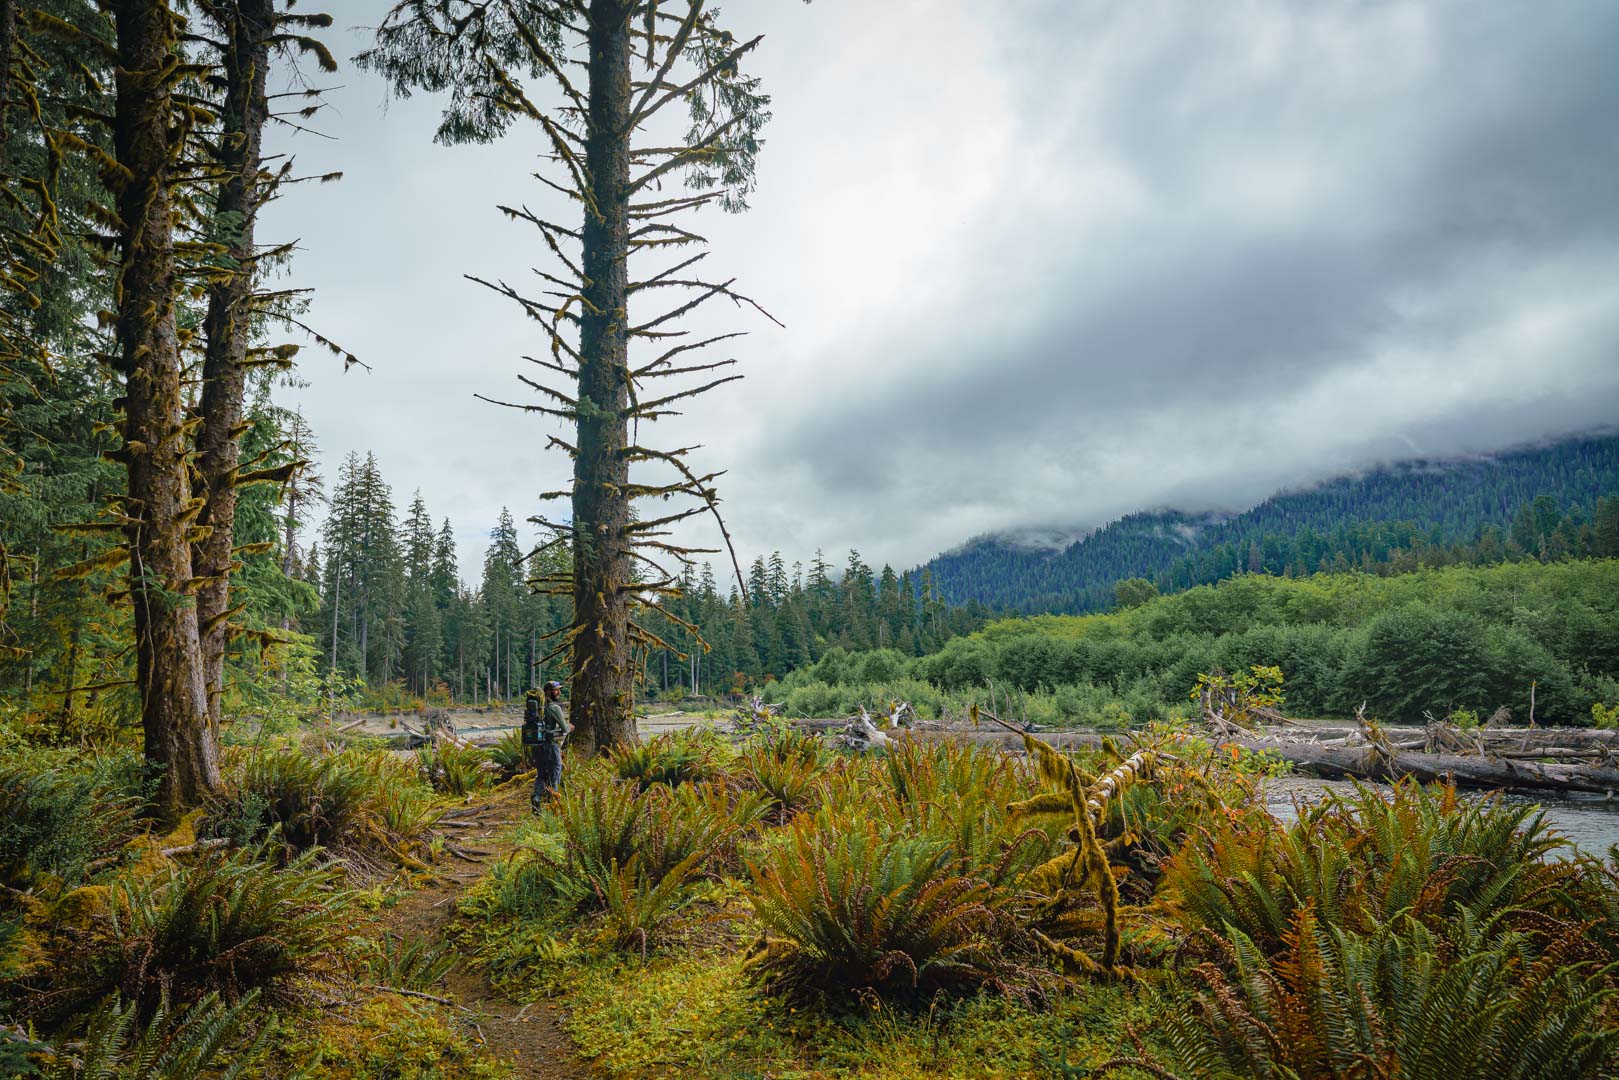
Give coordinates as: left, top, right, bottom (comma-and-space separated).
267, 1, 1619, 581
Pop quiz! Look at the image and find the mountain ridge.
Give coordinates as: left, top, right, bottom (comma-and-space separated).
919, 429, 1619, 615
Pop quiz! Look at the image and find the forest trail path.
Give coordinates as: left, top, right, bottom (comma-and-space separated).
367, 783, 591, 1080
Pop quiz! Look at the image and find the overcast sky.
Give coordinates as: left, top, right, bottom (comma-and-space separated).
263, 0, 1619, 582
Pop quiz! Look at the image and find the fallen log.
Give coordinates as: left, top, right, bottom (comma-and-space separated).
1212, 738, 1619, 796
847, 727, 1619, 796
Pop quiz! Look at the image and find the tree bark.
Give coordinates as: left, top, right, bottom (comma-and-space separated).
195, 0, 273, 724
568, 0, 637, 756
0, 0, 16, 175
113, 0, 221, 821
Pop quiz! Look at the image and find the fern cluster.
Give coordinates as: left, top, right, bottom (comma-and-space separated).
1141, 779, 1619, 1077
494, 769, 768, 951
608, 728, 727, 791
745, 805, 1009, 998
414, 740, 496, 796
1156, 908, 1619, 1080
210, 747, 440, 863
1166, 780, 1580, 950
79, 847, 352, 1013
738, 729, 837, 819
37, 991, 262, 1080
0, 757, 141, 890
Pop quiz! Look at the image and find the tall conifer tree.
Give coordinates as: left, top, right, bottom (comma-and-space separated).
360, 0, 780, 753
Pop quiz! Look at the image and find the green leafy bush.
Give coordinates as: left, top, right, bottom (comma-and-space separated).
414, 740, 495, 795
487, 728, 529, 778
1166, 780, 1572, 953
0, 758, 140, 889
211, 747, 438, 860
1155, 908, 1619, 1080
739, 730, 835, 818
745, 806, 1008, 998
79, 849, 351, 1011
40, 990, 263, 1080
608, 729, 725, 790
359, 932, 456, 991
492, 777, 767, 951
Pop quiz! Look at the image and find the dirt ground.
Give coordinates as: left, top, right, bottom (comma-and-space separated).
362, 785, 591, 1079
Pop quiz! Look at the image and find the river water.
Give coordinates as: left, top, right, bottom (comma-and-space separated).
1265, 778, 1619, 859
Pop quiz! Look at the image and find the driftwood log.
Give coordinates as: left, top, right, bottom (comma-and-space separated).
1218, 737, 1619, 796
810, 724, 1619, 797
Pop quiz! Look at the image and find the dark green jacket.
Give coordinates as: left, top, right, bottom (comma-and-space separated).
542, 700, 569, 740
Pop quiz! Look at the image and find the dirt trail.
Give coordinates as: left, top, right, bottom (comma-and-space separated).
370, 786, 590, 1080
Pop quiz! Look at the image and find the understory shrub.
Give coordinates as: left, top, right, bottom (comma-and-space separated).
210, 747, 439, 860
415, 740, 495, 795
493, 774, 768, 951
487, 728, 529, 778
1165, 780, 1579, 952
608, 728, 726, 790
738, 729, 837, 818
1156, 908, 1619, 1080
0, 757, 140, 890
358, 932, 456, 991
39, 990, 263, 1080
745, 805, 1010, 998
73, 848, 352, 1012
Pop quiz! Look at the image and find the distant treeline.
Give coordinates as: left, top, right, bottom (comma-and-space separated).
767, 561, 1619, 728
302, 453, 988, 705
307, 452, 1615, 709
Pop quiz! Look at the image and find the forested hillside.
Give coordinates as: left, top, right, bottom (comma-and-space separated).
770, 560, 1619, 728
924, 432, 1619, 613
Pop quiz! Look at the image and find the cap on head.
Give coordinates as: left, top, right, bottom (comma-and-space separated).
544, 680, 564, 692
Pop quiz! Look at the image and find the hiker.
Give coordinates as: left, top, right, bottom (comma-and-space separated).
524, 680, 570, 810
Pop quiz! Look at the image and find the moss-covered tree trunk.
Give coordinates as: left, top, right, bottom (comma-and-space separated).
113, 0, 221, 820
568, 0, 636, 756
195, 0, 272, 723
0, 0, 16, 175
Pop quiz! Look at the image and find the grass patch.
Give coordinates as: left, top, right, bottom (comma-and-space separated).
271, 993, 515, 1079
556, 943, 1167, 1079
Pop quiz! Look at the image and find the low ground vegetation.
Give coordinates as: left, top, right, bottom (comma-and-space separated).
4, 712, 1619, 1077
451, 723, 1619, 1078
0, 728, 517, 1077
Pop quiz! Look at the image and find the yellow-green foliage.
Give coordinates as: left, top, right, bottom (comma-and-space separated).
86, 848, 353, 1011
738, 729, 836, 819
745, 804, 1006, 998
274, 994, 514, 1079
481, 769, 768, 953
449, 716, 1619, 1077
1156, 906, 1619, 1080
486, 728, 529, 778
609, 727, 729, 790
34, 990, 265, 1080
414, 740, 495, 796
1163, 780, 1587, 953
0, 753, 141, 890
557, 944, 1166, 1080
212, 746, 439, 863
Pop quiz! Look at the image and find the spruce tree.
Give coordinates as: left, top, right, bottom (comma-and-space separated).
110, 0, 221, 817
359, 0, 780, 754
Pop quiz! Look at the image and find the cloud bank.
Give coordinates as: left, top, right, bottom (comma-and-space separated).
266, 0, 1619, 579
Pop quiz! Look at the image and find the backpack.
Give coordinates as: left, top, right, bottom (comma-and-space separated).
521, 693, 543, 746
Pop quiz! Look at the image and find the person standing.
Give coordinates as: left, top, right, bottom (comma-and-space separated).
526, 680, 570, 810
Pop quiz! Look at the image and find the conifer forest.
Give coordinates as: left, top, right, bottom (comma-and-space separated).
2, 2, 1619, 1077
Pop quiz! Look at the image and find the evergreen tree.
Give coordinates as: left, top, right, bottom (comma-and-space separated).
361, 0, 778, 755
